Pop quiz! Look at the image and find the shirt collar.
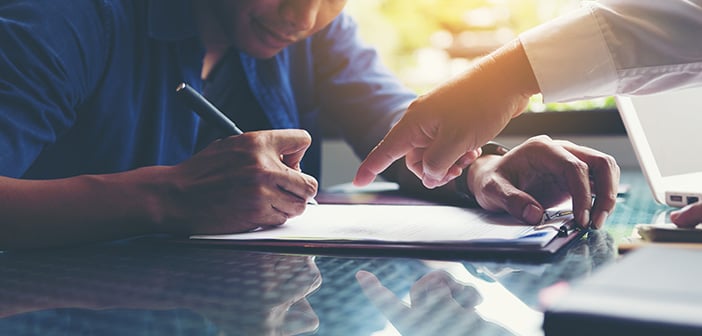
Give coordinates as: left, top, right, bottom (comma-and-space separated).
147, 0, 198, 41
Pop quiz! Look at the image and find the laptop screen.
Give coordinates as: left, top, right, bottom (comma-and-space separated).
623, 88, 702, 178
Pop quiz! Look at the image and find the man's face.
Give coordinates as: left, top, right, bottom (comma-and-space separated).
209, 0, 348, 59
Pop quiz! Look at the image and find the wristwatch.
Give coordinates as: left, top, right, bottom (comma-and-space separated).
455, 141, 510, 206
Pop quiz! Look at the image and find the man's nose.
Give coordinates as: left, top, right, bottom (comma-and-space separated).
280, 0, 319, 32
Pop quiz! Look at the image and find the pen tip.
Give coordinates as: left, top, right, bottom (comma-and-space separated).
176, 82, 186, 92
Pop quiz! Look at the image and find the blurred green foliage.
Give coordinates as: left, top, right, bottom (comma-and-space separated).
349, 0, 550, 49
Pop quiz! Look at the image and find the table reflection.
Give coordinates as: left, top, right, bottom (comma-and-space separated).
0, 229, 618, 336
467, 229, 617, 309
354, 230, 617, 336
0, 245, 321, 335
357, 269, 513, 336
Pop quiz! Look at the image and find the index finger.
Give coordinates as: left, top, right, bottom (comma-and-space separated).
354, 124, 415, 186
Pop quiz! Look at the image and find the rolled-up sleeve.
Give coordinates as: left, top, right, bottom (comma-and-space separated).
520, 0, 702, 103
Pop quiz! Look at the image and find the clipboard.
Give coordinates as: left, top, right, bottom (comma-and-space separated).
185, 227, 584, 260
183, 191, 584, 260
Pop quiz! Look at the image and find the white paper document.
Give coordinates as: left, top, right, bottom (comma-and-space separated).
191, 204, 574, 248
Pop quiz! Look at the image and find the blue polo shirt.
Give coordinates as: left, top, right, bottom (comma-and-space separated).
0, 0, 416, 181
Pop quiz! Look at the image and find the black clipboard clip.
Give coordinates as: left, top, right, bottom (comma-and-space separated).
535, 210, 578, 237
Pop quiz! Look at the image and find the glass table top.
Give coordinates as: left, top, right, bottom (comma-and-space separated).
0, 170, 668, 336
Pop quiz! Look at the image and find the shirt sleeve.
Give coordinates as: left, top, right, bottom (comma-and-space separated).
520, 0, 702, 103
0, 1, 111, 177
310, 13, 417, 159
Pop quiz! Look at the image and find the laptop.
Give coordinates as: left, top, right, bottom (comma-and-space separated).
615, 88, 702, 207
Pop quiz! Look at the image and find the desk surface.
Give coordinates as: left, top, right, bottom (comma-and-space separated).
0, 170, 669, 336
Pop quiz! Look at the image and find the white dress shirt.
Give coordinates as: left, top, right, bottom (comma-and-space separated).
520, 0, 702, 103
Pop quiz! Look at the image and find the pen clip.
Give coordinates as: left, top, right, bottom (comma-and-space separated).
541, 209, 573, 223
535, 223, 577, 237
535, 210, 577, 237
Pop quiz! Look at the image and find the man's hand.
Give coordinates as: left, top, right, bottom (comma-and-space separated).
161, 129, 318, 235
354, 39, 539, 189
465, 136, 620, 229
671, 202, 702, 228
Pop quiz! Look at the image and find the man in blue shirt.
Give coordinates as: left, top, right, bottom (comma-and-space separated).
0, 0, 619, 249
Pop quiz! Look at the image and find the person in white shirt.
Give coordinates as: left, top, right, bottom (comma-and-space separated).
354, 0, 702, 228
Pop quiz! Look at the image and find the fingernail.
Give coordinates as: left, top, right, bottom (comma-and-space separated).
581, 209, 591, 229
592, 211, 608, 229
423, 177, 440, 189
522, 204, 543, 225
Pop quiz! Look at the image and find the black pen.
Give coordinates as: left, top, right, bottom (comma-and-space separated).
175, 82, 317, 205
176, 82, 244, 135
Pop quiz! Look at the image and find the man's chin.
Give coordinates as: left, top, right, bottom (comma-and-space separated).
242, 46, 285, 59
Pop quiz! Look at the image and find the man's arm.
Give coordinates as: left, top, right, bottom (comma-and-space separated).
0, 130, 319, 250
0, 169, 166, 249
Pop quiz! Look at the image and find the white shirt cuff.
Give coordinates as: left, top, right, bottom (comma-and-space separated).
519, 4, 618, 103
